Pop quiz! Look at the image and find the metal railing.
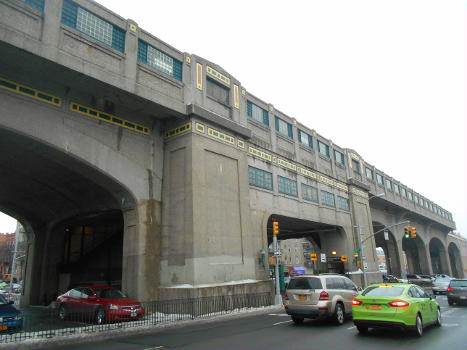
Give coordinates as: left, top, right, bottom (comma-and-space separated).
0, 292, 273, 344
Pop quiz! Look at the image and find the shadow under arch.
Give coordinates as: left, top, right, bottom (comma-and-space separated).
373, 221, 401, 277
0, 126, 138, 305
448, 242, 464, 278
429, 237, 449, 275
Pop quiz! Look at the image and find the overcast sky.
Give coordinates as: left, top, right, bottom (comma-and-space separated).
0, 0, 465, 237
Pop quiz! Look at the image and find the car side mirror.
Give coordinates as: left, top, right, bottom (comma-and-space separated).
8, 300, 14, 305
357, 287, 362, 292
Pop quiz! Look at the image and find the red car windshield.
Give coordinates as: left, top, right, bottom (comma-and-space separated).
95, 288, 127, 299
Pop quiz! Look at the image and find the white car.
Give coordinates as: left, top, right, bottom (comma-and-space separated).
432, 275, 452, 294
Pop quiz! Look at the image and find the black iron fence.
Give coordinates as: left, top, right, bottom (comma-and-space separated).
0, 292, 274, 344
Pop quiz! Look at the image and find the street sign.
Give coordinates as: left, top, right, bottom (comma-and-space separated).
384, 230, 389, 241
320, 253, 327, 263
341, 255, 348, 262
361, 256, 367, 260
310, 253, 317, 261
363, 262, 368, 270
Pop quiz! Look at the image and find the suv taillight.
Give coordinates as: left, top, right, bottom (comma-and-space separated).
447, 287, 453, 292
319, 291, 329, 300
284, 293, 289, 300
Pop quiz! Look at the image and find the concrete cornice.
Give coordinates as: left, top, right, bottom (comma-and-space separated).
187, 104, 251, 139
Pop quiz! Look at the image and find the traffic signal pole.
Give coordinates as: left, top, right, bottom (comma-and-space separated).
272, 221, 281, 305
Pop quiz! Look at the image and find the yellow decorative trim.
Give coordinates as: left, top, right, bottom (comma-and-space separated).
165, 122, 192, 139
299, 167, 317, 179
277, 158, 297, 172
195, 123, 205, 133
208, 127, 235, 145
196, 63, 203, 90
185, 56, 191, 64
0, 77, 62, 107
206, 66, 231, 86
129, 23, 137, 32
241, 89, 246, 95
248, 146, 272, 162
237, 139, 245, 149
350, 187, 368, 198
272, 156, 277, 163
70, 102, 149, 135
234, 84, 239, 109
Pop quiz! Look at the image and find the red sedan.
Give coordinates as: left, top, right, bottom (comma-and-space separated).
57, 286, 145, 324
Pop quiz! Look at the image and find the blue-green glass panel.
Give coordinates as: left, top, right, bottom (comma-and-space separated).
111, 26, 125, 53
61, 0, 78, 28
137, 40, 148, 64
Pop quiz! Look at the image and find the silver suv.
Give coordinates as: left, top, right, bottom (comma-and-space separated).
283, 274, 360, 325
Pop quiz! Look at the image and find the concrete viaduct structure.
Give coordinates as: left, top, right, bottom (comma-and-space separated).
0, 0, 465, 305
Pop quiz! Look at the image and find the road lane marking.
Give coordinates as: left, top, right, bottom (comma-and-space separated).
442, 323, 459, 327
347, 326, 356, 330
143, 346, 164, 350
273, 320, 293, 326
268, 313, 289, 316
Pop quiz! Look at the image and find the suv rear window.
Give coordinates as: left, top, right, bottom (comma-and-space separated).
288, 277, 322, 290
450, 280, 467, 288
363, 286, 405, 296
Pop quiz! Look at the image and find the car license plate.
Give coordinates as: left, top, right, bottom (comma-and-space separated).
298, 295, 307, 300
130, 311, 137, 317
370, 305, 382, 310
0, 325, 7, 331
460, 296, 466, 300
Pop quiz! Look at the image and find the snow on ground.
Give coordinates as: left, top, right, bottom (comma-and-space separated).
168, 279, 260, 288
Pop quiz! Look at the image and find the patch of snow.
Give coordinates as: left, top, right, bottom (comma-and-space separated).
168, 279, 260, 288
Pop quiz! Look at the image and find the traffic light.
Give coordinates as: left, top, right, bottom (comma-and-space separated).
273, 221, 279, 236
404, 226, 410, 239
410, 226, 417, 238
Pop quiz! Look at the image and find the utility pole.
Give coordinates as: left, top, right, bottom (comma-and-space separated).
357, 220, 368, 288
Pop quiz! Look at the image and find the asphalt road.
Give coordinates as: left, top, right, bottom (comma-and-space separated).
34, 296, 466, 350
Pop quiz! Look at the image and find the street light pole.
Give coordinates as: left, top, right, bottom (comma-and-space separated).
273, 233, 281, 305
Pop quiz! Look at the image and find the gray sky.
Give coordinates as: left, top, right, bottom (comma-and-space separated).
1, 0, 465, 237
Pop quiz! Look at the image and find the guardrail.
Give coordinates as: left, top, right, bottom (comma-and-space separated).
0, 292, 273, 344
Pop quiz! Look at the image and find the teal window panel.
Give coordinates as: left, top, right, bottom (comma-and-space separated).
20, 0, 45, 12
334, 150, 345, 165
137, 40, 182, 81
61, 0, 125, 53
247, 100, 269, 127
302, 183, 318, 203
298, 130, 313, 148
275, 116, 293, 139
338, 196, 350, 211
278, 176, 298, 197
248, 166, 273, 191
321, 190, 335, 207
318, 140, 330, 158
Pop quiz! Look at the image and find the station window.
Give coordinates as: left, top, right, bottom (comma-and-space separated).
247, 101, 269, 127
302, 184, 318, 203
275, 117, 293, 138
407, 191, 413, 201
278, 176, 298, 197
321, 190, 335, 207
20, 0, 44, 12
62, 0, 125, 52
298, 130, 313, 148
248, 166, 272, 191
138, 40, 182, 81
385, 179, 392, 191
376, 173, 384, 186
351, 159, 360, 173
317, 140, 330, 158
337, 196, 350, 211
207, 78, 229, 105
401, 187, 407, 198
334, 150, 345, 166
429, 202, 433, 211
393, 183, 400, 195
365, 167, 374, 180
414, 195, 419, 205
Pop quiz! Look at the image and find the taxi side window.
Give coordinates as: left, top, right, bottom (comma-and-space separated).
415, 286, 428, 298
408, 287, 417, 297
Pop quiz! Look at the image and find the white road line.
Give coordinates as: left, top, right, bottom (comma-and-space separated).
273, 320, 293, 326
347, 326, 356, 330
268, 313, 290, 316
442, 323, 459, 327
143, 346, 164, 350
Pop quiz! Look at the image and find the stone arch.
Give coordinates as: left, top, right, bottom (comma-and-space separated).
373, 221, 402, 277
448, 242, 464, 278
429, 237, 450, 275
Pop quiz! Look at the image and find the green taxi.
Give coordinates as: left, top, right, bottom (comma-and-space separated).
352, 283, 441, 336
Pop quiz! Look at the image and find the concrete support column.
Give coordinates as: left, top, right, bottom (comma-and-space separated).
123, 19, 139, 92
22, 229, 46, 305
121, 200, 162, 302
421, 245, 433, 275
41, 0, 62, 60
